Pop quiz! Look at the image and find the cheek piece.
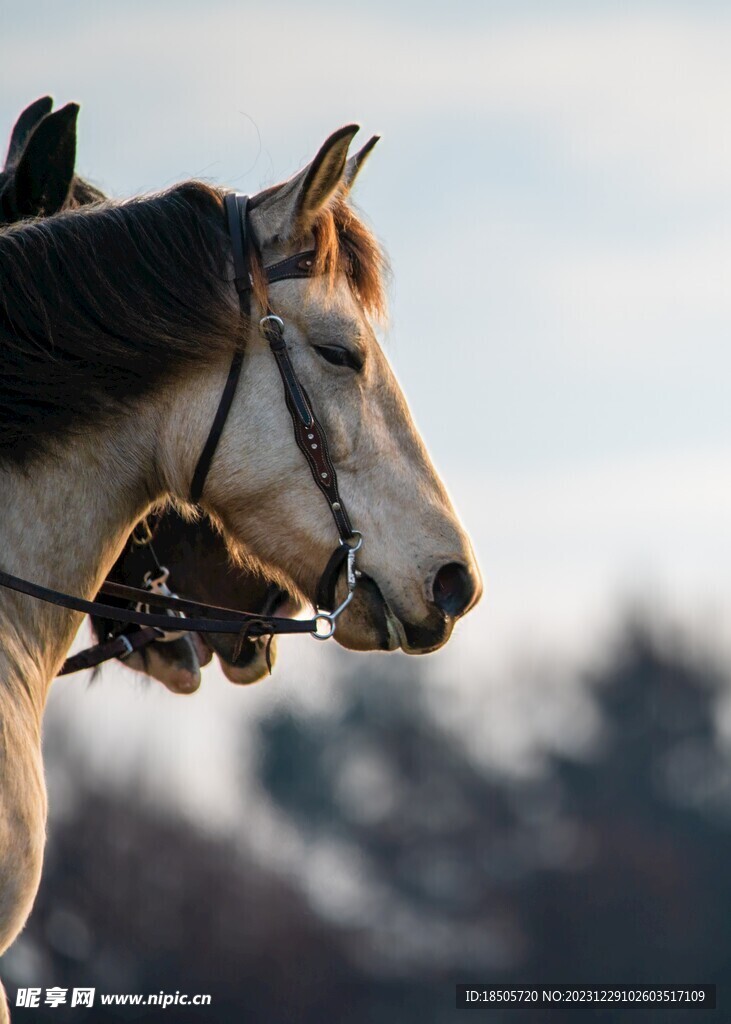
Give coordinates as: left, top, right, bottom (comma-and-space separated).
190, 193, 363, 638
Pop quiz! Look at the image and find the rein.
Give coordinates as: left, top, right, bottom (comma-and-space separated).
0, 191, 363, 674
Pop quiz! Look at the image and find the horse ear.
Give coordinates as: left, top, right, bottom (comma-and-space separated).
342, 135, 380, 194
12, 102, 79, 216
4, 96, 54, 167
252, 125, 360, 243
296, 124, 360, 226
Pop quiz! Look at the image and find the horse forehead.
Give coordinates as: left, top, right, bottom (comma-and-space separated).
301, 304, 366, 341
275, 281, 364, 338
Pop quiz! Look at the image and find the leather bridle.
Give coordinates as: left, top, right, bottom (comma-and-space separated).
0, 191, 364, 673
211, 194, 362, 621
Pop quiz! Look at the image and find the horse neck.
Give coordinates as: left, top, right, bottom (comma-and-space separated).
0, 412, 162, 722
0, 413, 162, 965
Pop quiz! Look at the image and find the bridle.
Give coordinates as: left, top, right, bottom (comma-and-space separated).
0, 191, 364, 673
190, 192, 362, 627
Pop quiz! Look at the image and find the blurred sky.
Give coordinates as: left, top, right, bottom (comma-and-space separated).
3, 0, 731, 799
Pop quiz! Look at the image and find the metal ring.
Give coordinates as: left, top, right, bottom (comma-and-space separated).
311, 613, 336, 641
340, 531, 363, 552
259, 314, 284, 331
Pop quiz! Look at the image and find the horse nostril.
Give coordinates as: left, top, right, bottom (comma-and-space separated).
431, 562, 476, 618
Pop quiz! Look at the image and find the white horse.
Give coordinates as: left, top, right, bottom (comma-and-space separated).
0, 126, 480, 1019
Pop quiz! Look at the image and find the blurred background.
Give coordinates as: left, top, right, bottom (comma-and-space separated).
2, 0, 731, 1020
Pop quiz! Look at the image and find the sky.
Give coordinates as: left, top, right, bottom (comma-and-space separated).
3, 0, 731, 793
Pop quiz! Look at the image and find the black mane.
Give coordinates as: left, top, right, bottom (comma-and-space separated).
0, 182, 238, 466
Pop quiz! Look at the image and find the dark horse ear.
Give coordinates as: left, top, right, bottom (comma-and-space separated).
4, 96, 53, 167
12, 102, 79, 217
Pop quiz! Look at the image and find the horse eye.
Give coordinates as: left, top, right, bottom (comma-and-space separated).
313, 344, 363, 372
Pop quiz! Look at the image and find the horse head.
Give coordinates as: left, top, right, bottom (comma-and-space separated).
0, 112, 480, 667
170, 126, 481, 654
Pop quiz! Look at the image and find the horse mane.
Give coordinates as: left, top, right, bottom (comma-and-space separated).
0, 181, 236, 467
65, 174, 106, 208
311, 194, 388, 321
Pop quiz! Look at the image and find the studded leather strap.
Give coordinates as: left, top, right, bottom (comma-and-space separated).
261, 316, 354, 542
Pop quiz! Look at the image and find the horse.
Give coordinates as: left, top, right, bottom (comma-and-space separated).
1, 97, 295, 693
90, 512, 298, 686
0, 123, 480, 1021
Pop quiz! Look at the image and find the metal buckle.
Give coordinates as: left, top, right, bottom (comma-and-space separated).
135, 567, 187, 642
260, 314, 286, 352
118, 635, 135, 659
342, 532, 362, 591
143, 567, 171, 592
259, 314, 284, 332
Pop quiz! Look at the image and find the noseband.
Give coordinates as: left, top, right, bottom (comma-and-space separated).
0, 191, 363, 670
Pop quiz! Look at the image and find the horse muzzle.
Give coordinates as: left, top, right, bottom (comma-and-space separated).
334, 560, 480, 655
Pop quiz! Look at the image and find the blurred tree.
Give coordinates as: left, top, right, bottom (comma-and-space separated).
519, 619, 731, 995
256, 618, 731, 1022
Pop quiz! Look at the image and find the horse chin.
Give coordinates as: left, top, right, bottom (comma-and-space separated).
200, 634, 276, 686
333, 576, 399, 652
394, 610, 453, 655
136, 643, 202, 695
334, 576, 453, 655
